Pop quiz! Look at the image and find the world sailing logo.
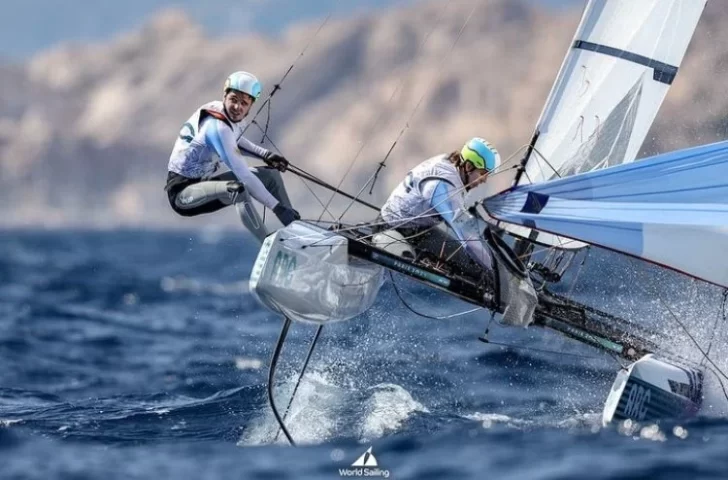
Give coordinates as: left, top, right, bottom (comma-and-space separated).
339, 446, 390, 478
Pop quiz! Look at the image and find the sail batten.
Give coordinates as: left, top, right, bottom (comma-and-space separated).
571, 40, 678, 84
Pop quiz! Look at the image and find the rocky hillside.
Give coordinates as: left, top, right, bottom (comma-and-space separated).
2, 0, 726, 228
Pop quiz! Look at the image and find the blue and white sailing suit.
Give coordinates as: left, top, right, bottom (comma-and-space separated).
165, 101, 293, 240
381, 155, 493, 272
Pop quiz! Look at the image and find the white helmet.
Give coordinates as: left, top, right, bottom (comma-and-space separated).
223, 71, 262, 100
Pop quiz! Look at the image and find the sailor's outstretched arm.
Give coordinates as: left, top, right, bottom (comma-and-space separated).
429, 180, 494, 271
236, 134, 270, 159
203, 119, 279, 209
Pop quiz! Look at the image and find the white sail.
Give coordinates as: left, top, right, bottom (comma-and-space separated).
477, 0, 706, 249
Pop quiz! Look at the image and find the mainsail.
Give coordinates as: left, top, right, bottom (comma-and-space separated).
474, 0, 706, 248
484, 140, 728, 288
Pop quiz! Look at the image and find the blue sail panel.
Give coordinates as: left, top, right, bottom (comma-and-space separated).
484, 140, 728, 287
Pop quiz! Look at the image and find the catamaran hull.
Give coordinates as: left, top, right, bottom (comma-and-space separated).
602, 354, 703, 425
249, 221, 385, 324
250, 220, 503, 324
250, 219, 541, 328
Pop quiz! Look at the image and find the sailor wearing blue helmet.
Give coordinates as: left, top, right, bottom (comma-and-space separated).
380, 137, 501, 275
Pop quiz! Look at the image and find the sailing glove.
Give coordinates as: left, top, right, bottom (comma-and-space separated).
264, 152, 289, 172
273, 204, 300, 226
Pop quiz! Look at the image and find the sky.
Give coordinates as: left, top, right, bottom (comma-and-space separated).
0, 0, 580, 60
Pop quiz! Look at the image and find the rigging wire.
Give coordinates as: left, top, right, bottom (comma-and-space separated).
246, 42, 526, 236
488, 142, 576, 261
333, 0, 484, 222
242, 14, 332, 138
566, 247, 590, 297
290, 163, 487, 250
246, 121, 369, 221
388, 271, 482, 319
311, 2, 453, 222
713, 372, 728, 403
472, 144, 580, 255
235, 19, 485, 225
259, 97, 274, 145
609, 353, 629, 369
236, 14, 341, 221
652, 285, 728, 386
703, 287, 728, 362
653, 283, 728, 403
388, 272, 602, 360
706, 364, 728, 404
524, 144, 564, 182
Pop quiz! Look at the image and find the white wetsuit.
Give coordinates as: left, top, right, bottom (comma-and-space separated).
381, 155, 493, 271
167, 101, 279, 209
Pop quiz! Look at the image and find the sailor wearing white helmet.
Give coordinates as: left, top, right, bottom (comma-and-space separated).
166, 71, 298, 241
